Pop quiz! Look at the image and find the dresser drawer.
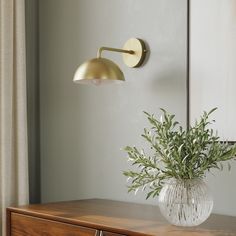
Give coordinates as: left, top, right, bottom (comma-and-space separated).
10, 213, 97, 236
101, 232, 125, 236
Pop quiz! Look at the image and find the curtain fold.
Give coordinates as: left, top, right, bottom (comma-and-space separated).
0, 0, 29, 235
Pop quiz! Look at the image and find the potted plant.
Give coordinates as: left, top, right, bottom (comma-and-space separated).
123, 108, 236, 226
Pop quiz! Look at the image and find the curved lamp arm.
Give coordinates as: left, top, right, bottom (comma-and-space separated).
97, 47, 134, 58
95, 38, 147, 68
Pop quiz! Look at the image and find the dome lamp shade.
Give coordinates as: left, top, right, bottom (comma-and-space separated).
73, 38, 147, 85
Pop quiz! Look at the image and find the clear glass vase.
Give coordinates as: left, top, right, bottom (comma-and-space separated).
158, 178, 213, 226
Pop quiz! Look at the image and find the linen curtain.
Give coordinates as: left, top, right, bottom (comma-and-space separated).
0, 0, 29, 235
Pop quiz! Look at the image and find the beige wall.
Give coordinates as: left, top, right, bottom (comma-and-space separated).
190, 0, 236, 216
39, 0, 187, 205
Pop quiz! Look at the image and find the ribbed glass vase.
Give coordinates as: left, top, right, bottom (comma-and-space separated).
158, 178, 213, 226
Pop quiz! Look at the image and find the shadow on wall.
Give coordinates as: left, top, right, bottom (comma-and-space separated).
141, 40, 151, 68
150, 68, 186, 121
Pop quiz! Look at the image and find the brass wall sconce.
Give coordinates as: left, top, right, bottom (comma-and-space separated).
73, 38, 147, 85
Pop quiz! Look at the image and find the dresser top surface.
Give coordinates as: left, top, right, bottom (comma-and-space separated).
8, 199, 236, 236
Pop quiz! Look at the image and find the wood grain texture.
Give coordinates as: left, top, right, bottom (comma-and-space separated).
7, 209, 11, 236
7, 199, 236, 236
11, 213, 96, 236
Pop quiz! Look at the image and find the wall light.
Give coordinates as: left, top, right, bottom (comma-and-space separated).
73, 38, 147, 85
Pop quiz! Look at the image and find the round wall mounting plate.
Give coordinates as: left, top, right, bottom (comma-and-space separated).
122, 38, 146, 68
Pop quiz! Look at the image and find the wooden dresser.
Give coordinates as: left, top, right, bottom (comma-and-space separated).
7, 199, 236, 236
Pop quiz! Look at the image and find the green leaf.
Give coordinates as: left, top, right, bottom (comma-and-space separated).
123, 108, 236, 199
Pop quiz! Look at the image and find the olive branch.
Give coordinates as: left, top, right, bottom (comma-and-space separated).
123, 108, 236, 199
